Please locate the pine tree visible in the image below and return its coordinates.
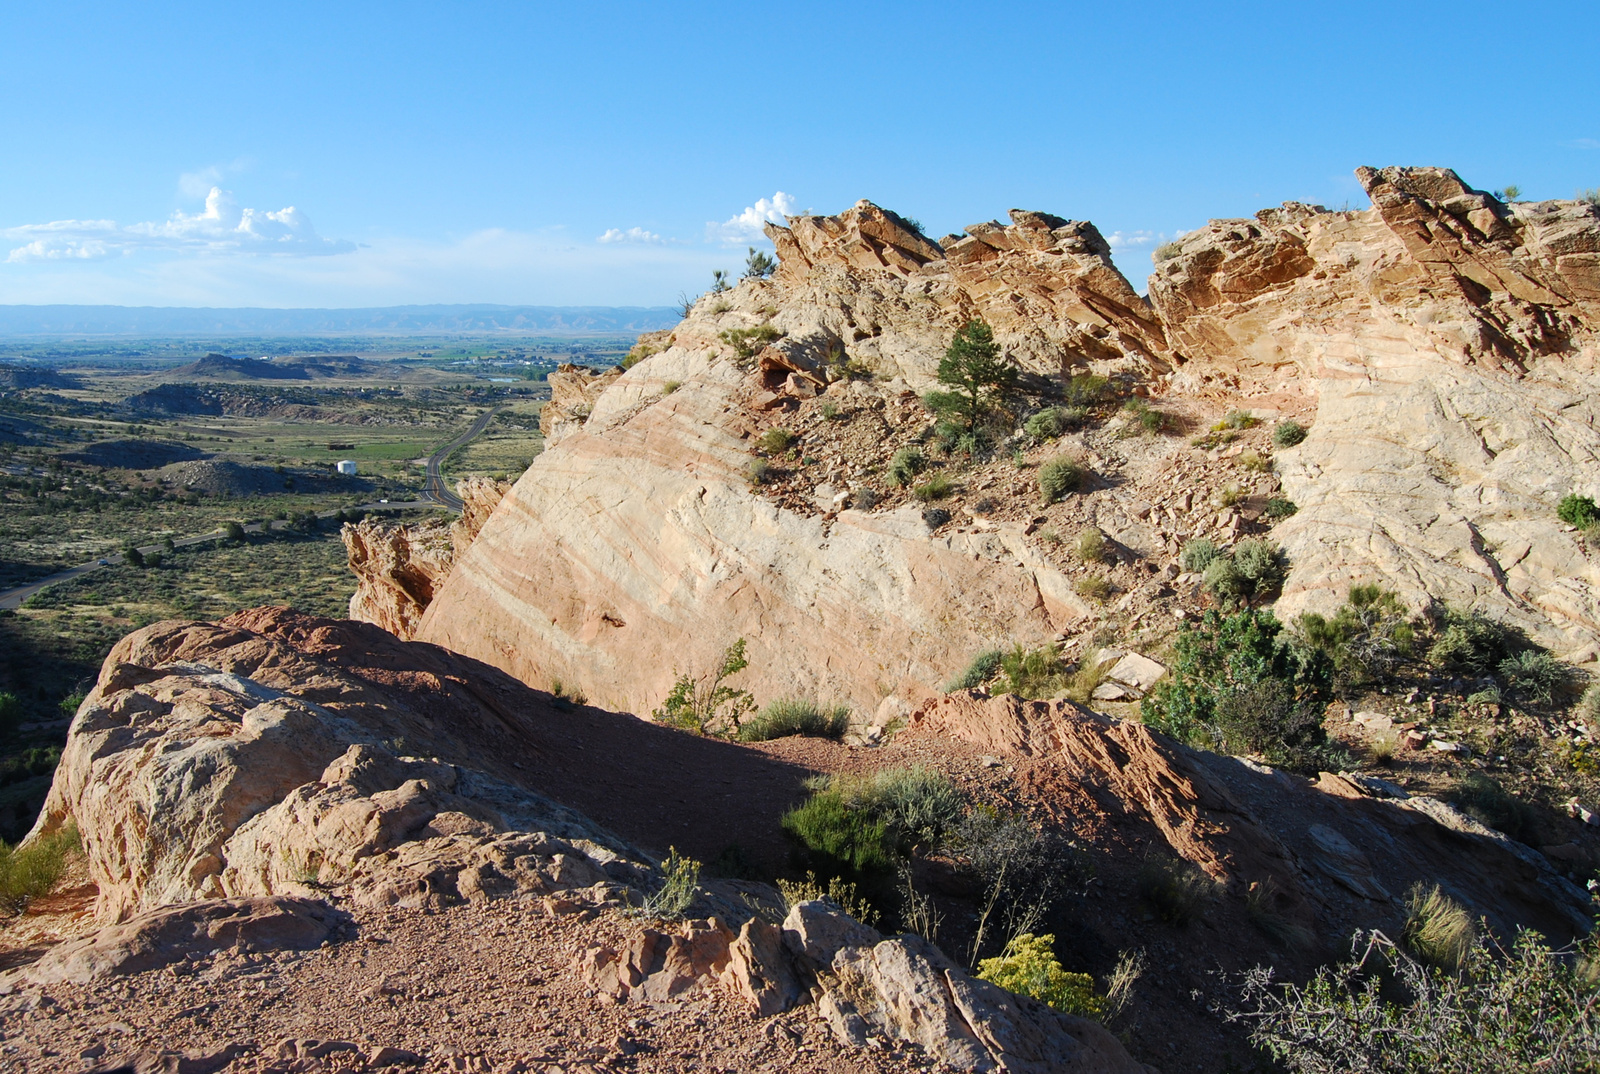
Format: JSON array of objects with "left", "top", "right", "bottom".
[{"left": 926, "top": 320, "right": 1018, "bottom": 434}]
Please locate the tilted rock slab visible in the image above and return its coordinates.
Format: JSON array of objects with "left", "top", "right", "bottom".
[
  {"left": 342, "top": 476, "right": 508, "bottom": 640},
  {"left": 412, "top": 201, "right": 1172, "bottom": 710},
  {"left": 911, "top": 690, "right": 1594, "bottom": 939}
]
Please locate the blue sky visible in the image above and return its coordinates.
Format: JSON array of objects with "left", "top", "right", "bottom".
[{"left": 2, "top": 0, "right": 1596, "bottom": 308}]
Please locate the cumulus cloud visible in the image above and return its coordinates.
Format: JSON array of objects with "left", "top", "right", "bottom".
[
  {"left": 597, "top": 226, "right": 664, "bottom": 244},
  {"left": 1104, "top": 229, "right": 1156, "bottom": 250},
  {"left": 3, "top": 187, "right": 355, "bottom": 263},
  {"left": 708, "top": 192, "right": 796, "bottom": 244}
]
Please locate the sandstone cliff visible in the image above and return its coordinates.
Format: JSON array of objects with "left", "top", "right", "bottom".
[
  {"left": 1150, "top": 167, "right": 1600, "bottom": 651},
  {"left": 362, "top": 168, "right": 1600, "bottom": 717},
  {"left": 341, "top": 476, "right": 509, "bottom": 639}
]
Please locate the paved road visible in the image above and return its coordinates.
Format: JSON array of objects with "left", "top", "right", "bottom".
[
  {"left": 0, "top": 500, "right": 435, "bottom": 611},
  {"left": 423, "top": 405, "right": 504, "bottom": 511}
]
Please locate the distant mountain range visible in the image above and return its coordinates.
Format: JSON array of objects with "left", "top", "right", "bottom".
[{"left": 0, "top": 304, "right": 681, "bottom": 336}]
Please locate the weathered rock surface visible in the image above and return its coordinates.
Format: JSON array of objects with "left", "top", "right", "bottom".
[
  {"left": 1151, "top": 167, "right": 1600, "bottom": 652},
  {"left": 0, "top": 896, "right": 346, "bottom": 988},
  {"left": 541, "top": 362, "right": 624, "bottom": 446},
  {"left": 24, "top": 611, "right": 1152, "bottom": 1073},
  {"left": 911, "top": 690, "right": 1595, "bottom": 938},
  {"left": 395, "top": 169, "right": 1600, "bottom": 713},
  {"left": 341, "top": 476, "right": 509, "bottom": 640}
]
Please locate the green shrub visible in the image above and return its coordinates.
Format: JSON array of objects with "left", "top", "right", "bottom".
[
  {"left": 1558, "top": 494, "right": 1599, "bottom": 528},
  {"left": 1121, "top": 399, "right": 1169, "bottom": 435},
  {"left": 1180, "top": 539, "right": 1221, "bottom": 573},
  {"left": 1264, "top": 497, "right": 1298, "bottom": 520},
  {"left": 1221, "top": 409, "right": 1259, "bottom": 430},
  {"left": 1063, "top": 374, "right": 1112, "bottom": 409},
  {"left": 913, "top": 473, "right": 953, "bottom": 501},
  {"left": 0, "top": 823, "right": 79, "bottom": 916},
  {"left": 1273, "top": 420, "right": 1308, "bottom": 447},
  {"left": 223, "top": 520, "right": 246, "bottom": 542},
  {"left": 1153, "top": 241, "right": 1182, "bottom": 263},
  {"left": 782, "top": 788, "right": 896, "bottom": 885},
  {"left": 1137, "top": 856, "right": 1219, "bottom": 926},
  {"left": 748, "top": 458, "right": 771, "bottom": 485},
  {"left": 652, "top": 638, "right": 756, "bottom": 737},
  {"left": 948, "top": 649, "right": 1003, "bottom": 691},
  {"left": 999, "top": 644, "right": 1071, "bottom": 698},
  {"left": 1447, "top": 774, "right": 1537, "bottom": 844},
  {"left": 641, "top": 847, "right": 701, "bottom": 921},
  {"left": 758, "top": 427, "right": 794, "bottom": 453},
  {"left": 888, "top": 447, "right": 925, "bottom": 487},
  {"left": 776, "top": 870, "right": 879, "bottom": 926},
  {"left": 1075, "top": 575, "right": 1112, "bottom": 602},
  {"left": 1498, "top": 649, "right": 1576, "bottom": 704},
  {"left": 738, "top": 698, "right": 850, "bottom": 742},
  {"left": 1141, "top": 608, "right": 1334, "bottom": 771},
  {"left": 1201, "top": 540, "right": 1285, "bottom": 606},
  {"left": 1024, "top": 408, "right": 1067, "bottom": 440},
  {"left": 1294, "top": 584, "right": 1416, "bottom": 694},
  {"left": 1235, "top": 924, "right": 1600, "bottom": 1073},
  {"left": 1075, "top": 528, "right": 1109, "bottom": 564},
  {"left": 1038, "top": 457, "right": 1085, "bottom": 503},
  {"left": 719, "top": 324, "right": 782, "bottom": 362},
  {"left": 1238, "top": 448, "right": 1269, "bottom": 473},
  {"left": 978, "top": 933, "right": 1107, "bottom": 1019},
  {"left": 860, "top": 767, "right": 965, "bottom": 852},
  {"left": 1427, "top": 608, "right": 1528, "bottom": 675}
]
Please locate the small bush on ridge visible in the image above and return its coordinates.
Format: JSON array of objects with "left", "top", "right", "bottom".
[
  {"left": 948, "top": 649, "right": 1003, "bottom": 691},
  {"left": 888, "top": 447, "right": 925, "bottom": 487},
  {"left": 738, "top": 698, "right": 850, "bottom": 742},
  {"left": 1272, "top": 420, "right": 1307, "bottom": 447},
  {"left": 1558, "top": 493, "right": 1598, "bottom": 528},
  {"left": 1038, "top": 457, "right": 1085, "bottom": 503},
  {"left": 978, "top": 933, "right": 1107, "bottom": 1019}
]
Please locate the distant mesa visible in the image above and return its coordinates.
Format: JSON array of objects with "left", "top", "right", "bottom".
[
  {"left": 59, "top": 438, "right": 209, "bottom": 470},
  {"left": 164, "top": 353, "right": 382, "bottom": 381},
  {"left": 157, "top": 459, "right": 370, "bottom": 497},
  {"left": 0, "top": 362, "right": 80, "bottom": 390},
  {"left": 169, "top": 354, "right": 304, "bottom": 380}
]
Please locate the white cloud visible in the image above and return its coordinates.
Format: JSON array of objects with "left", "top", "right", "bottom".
[
  {"left": 1104, "top": 229, "right": 1156, "bottom": 250},
  {"left": 1571, "top": 137, "right": 1600, "bottom": 150},
  {"left": 3, "top": 186, "right": 354, "bottom": 263},
  {"left": 598, "top": 226, "right": 664, "bottom": 244},
  {"left": 707, "top": 192, "right": 796, "bottom": 244}
]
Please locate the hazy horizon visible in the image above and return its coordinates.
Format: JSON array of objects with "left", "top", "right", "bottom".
[{"left": 3, "top": 1, "right": 1594, "bottom": 309}]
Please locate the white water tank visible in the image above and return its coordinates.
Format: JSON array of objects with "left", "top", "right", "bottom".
[{"left": 336, "top": 460, "right": 358, "bottom": 475}]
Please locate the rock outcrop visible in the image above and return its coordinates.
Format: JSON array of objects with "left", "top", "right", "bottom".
[
  {"left": 382, "top": 170, "right": 1600, "bottom": 712},
  {"left": 541, "top": 362, "right": 625, "bottom": 446},
  {"left": 24, "top": 611, "right": 1154, "bottom": 1073},
  {"left": 0, "top": 896, "right": 348, "bottom": 987},
  {"left": 410, "top": 202, "right": 1181, "bottom": 712},
  {"left": 342, "top": 476, "right": 509, "bottom": 640},
  {"left": 1150, "top": 167, "right": 1600, "bottom": 651},
  {"left": 911, "top": 690, "right": 1595, "bottom": 939}
]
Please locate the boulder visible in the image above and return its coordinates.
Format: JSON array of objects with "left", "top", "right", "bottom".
[{"left": 0, "top": 896, "right": 346, "bottom": 988}]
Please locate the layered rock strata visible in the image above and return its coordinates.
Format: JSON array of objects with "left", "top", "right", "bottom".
[
  {"left": 23, "top": 611, "right": 1152, "bottom": 1073},
  {"left": 385, "top": 169, "right": 1600, "bottom": 714},
  {"left": 1150, "top": 167, "right": 1600, "bottom": 650}
]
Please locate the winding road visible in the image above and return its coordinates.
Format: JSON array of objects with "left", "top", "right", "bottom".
[
  {"left": 0, "top": 406, "right": 505, "bottom": 610},
  {"left": 422, "top": 405, "right": 504, "bottom": 511}
]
